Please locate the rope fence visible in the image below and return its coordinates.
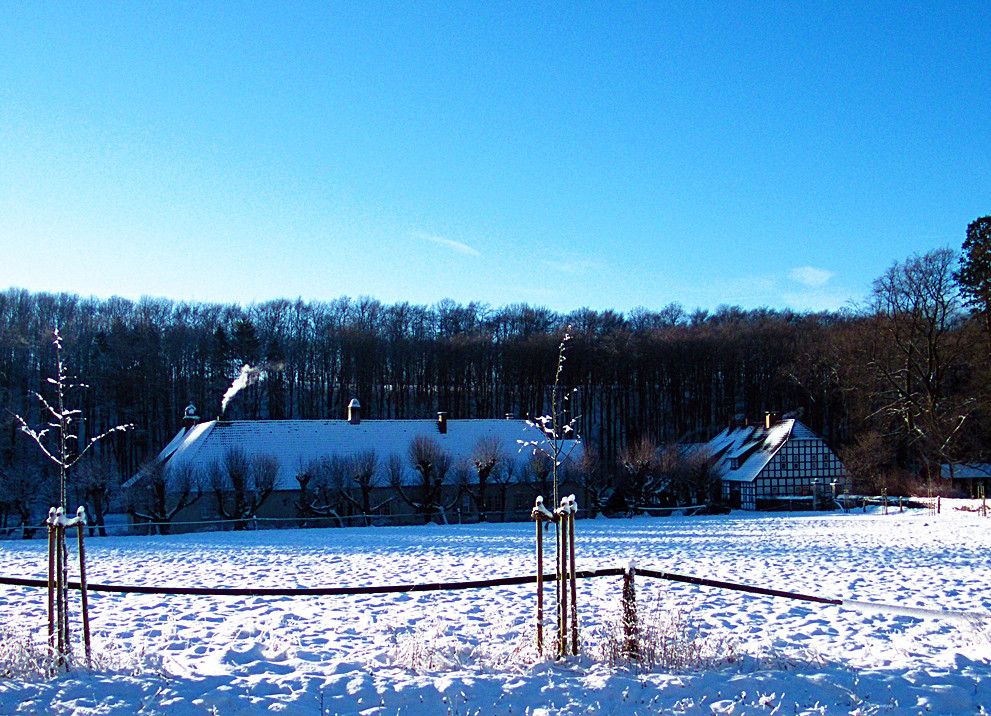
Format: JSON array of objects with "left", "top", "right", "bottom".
[
  {"left": 1, "top": 565, "right": 984, "bottom": 624},
  {"left": 3, "top": 495, "right": 987, "bottom": 669}
]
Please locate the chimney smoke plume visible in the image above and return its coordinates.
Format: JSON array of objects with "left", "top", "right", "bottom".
[{"left": 221, "top": 362, "right": 284, "bottom": 415}]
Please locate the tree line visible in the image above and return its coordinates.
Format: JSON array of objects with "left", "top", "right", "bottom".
[{"left": 2, "top": 217, "right": 989, "bottom": 530}]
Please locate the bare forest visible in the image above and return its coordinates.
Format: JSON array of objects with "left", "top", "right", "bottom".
[{"left": 2, "top": 237, "right": 991, "bottom": 528}]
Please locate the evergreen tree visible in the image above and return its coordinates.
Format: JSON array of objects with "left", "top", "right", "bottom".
[{"left": 956, "top": 216, "right": 991, "bottom": 360}]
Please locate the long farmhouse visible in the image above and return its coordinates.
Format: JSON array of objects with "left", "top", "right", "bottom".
[{"left": 127, "top": 401, "right": 576, "bottom": 530}]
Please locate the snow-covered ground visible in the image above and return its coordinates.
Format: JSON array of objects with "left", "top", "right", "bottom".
[{"left": 1, "top": 504, "right": 989, "bottom": 715}]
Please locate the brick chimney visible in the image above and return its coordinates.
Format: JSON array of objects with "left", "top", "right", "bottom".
[
  {"left": 765, "top": 411, "right": 780, "bottom": 430},
  {"left": 437, "top": 411, "right": 448, "bottom": 434},
  {"left": 348, "top": 398, "right": 361, "bottom": 425}
]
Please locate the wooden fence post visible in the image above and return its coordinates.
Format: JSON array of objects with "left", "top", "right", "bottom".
[
  {"left": 75, "top": 507, "right": 92, "bottom": 667},
  {"left": 531, "top": 496, "right": 554, "bottom": 657},
  {"left": 533, "top": 498, "right": 544, "bottom": 655},
  {"left": 46, "top": 508, "right": 56, "bottom": 659},
  {"left": 622, "top": 562, "right": 638, "bottom": 661},
  {"left": 54, "top": 507, "right": 69, "bottom": 667},
  {"left": 557, "top": 496, "right": 568, "bottom": 657},
  {"left": 567, "top": 495, "right": 578, "bottom": 656}
]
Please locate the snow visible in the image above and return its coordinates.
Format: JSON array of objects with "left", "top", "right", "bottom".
[
  {"left": 1, "top": 504, "right": 990, "bottom": 714},
  {"left": 154, "top": 418, "right": 557, "bottom": 490}
]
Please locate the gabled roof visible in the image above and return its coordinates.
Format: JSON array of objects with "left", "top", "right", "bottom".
[
  {"left": 139, "top": 418, "right": 569, "bottom": 490},
  {"left": 941, "top": 463, "right": 991, "bottom": 480},
  {"left": 702, "top": 418, "right": 821, "bottom": 483}
]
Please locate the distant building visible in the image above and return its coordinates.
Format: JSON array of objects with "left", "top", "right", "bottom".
[
  {"left": 126, "top": 401, "right": 579, "bottom": 529},
  {"left": 941, "top": 463, "right": 991, "bottom": 497},
  {"left": 702, "top": 413, "right": 848, "bottom": 510}
]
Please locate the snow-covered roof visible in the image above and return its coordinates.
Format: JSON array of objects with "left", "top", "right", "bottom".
[
  {"left": 941, "top": 463, "right": 991, "bottom": 480},
  {"left": 700, "top": 418, "right": 822, "bottom": 483},
  {"left": 144, "top": 418, "right": 568, "bottom": 490}
]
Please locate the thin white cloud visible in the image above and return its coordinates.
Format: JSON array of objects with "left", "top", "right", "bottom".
[
  {"left": 789, "top": 266, "right": 834, "bottom": 287},
  {"left": 416, "top": 232, "right": 480, "bottom": 257},
  {"left": 540, "top": 258, "right": 600, "bottom": 276},
  {"left": 781, "top": 288, "right": 860, "bottom": 313},
  {"left": 694, "top": 275, "right": 778, "bottom": 306}
]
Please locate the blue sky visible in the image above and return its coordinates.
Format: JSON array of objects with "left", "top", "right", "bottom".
[{"left": 1, "top": 2, "right": 988, "bottom": 314}]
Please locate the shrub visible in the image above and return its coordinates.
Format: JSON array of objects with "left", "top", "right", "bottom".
[{"left": 594, "top": 595, "right": 738, "bottom": 672}]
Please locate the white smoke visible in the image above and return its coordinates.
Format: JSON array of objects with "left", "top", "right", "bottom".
[{"left": 221, "top": 363, "right": 283, "bottom": 415}]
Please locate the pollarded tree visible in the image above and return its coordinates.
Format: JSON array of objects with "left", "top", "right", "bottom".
[
  {"left": 339, "top": 449, "right": 393, "bottom": 525},
  {"left": 685, "top": 445, "right": 723, "bottom": 505},
  {"left": 489, "top": 456, "right": 520, "bottom": 519},
  {"left": 209, "top": 448, "right": 278, "bottom": 529},
  {"left": 568, "top": 446, "right": 611, "bottom": 518},
  {"left": 391, "top": 435, "right": 459, "bottom": 524},
  {"left": 619, "top": 437, "right": 662, "bottom": 510},
  {"left": 294, "top": 455, "right": 347, "bottom": 525},
  {"left": 660, "top": 444, "right": 722, "bottom": 506},
  {"left": 526, "top": 450, "right": 554, "bottom": 500},
  {"left": 126, "top": 458, "right": 202, "bottom": 535},
  {"left": 464, "top": 436, "right": 506, "bottom": 521},
  {"left": 71, "top": 452, "right": 121, "bottom": 537}
]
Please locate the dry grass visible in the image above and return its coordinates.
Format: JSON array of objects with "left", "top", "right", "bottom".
[
  {"left": 0, "top": 627, "right": 168, "bottom": 680},
  {"left": 593, "top": 594, "right": 739, "bottom": 672},
  {"left": 382, "top": 617, "right": 540, "bottom": 673},
  {"left": 0, "top": 628, "right": 56, "bottom": 679}
]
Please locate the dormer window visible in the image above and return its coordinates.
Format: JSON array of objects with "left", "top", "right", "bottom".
[{"left": 730, "top": 457, "right": 740, "bottom": 470}]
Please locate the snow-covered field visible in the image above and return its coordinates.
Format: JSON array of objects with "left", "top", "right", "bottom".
[{"left": 1, "top": 504, "right": 989, "bottom": 715}]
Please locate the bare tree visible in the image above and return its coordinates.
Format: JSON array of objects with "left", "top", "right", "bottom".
[
  {"left": 462, "top": 436, "right": 505, "bottom": 521},
  {"left": 391, "top": 435, "right": 458, "bottom": 523},
  {"left": 0, "top": 461, "right": 50, "bottom": 538},
  {"left": 489, "top": 456, "right": 520, "bottom": 520},
  {"left": 862, "top": 249, "right": 977, "bottom": 476},
  {"left": 294, "top": 455, "right": 345, "bottom": 526},
  {"left": 72, "top": 453, "right": 121, "bottom": 537},
  {"left": 570, "top": 446, "right": 610, "bottom": 518},
  {"left": 619, "top": 437, "right": 663, "bottom": 511},
  {"left": 526, "top": 450, "right": 553, "bottom": 500},
  {"left": 338, "top": 449, "right": 392, "bottom": 525},
  {"left": 683, "top": 446, "right": 722, "bottom": 505},
  {"left": 13, "top": 327, "right": 132, "bottom": 509},
  {"left": 451, "top": 458, "right": 474, "bottom": 519},
  {"left": 839, "top": 430, "right": 897, "bottom": 495},
  {"left": 518, "top": 330, "right": 581, "bottom": 507},
  {"left": 383, "top": 453, "right": 406, "bottom": 510},
  {"left": 210, "top": 448, "right": 278, "bottom": 529},
  {"left": 126, "top": 459, "right": 202, "bottom": 535}
]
